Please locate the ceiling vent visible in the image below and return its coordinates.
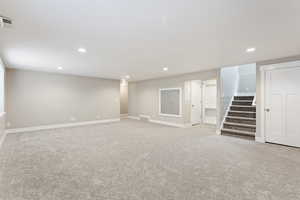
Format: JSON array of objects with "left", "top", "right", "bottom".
[{"left": 0, "top": 15, "right": 12, "bottom": 28}]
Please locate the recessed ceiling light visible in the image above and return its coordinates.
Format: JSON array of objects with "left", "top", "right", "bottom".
[
  {"left": 77, "top": 48, "right": 87, "bottom": 53},
  {"left": 246, "top": 47, "right": 256, "bottom": 53},
  {"left": 125, "top": 75, "right": 130, "bottom": 79},
  {"left": 163, "top": 67, "right": 168, "bottom": 71},
  {"left": 57, "top": 66, "right": 63, "bottom": 70}
]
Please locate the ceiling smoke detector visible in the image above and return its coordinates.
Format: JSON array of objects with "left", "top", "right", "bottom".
[{"left": 0, "top": 15, "right": 12, "bottom": 28}]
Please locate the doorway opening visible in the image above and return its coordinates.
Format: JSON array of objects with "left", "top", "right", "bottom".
[
  {"left": 190, "top": 79, "right": 217, "bottom": 126},
  {"left": 220, "top": 63, "right": 257, "bottom": 139}
]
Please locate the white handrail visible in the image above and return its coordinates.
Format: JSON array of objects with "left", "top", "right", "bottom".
[
  {"left": 219, "top": 96, "right": 234, "bottom": 131},
  {"left": 252, "top": 95, "right": 256, "bottom": 106}
]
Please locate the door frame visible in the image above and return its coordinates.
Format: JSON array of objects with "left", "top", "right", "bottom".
[
  {"left": 259, "top": 61, "right": 300, "bottom": 143},
  {"left": 190, "top": 80, "right": 203, "bottom": 125},
  {"left": 202, "top": 79, "right": 217, "bottom": 125}
]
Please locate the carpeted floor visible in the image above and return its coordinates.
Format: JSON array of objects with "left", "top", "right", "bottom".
[{"left": 0, "top": 119, "right": 299, "bottom": 200}]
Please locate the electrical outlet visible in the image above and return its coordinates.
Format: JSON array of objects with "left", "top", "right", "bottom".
[{"left": 70, "top": 117, "right": 76, "bottom": 121}]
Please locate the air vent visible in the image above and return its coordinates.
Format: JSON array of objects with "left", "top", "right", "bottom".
[{"left": 0, "top": 15, "right": 12, "bottom": 28}]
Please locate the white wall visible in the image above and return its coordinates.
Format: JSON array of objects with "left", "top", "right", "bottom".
[
  {"left": 0, "top": 58, "right": 5, "bottom": 144},
  {"left": 5, "top": 69, "right": 120, "bottom": 129},
  {"left": 128, "top": 82, "right": 138, "bottom": 117},
  {"left": 237, "top": 63, "right": 256, "bottom": 95},
  {"left": 128, "top": 69, "right": 219, "bottom": 126},
  {"left": 0, "top": 59, "right": 4, "bottom": 113},
  {"left": 220, "top": 66, "right": 239, "bottom": 121},
  {"left": 120, "top": 80, "right": 128, "bottom": 115}
]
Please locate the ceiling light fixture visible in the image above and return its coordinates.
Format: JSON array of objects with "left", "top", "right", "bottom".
[
  {"left": 57, "top": 66, "right": 63, "bottom": 70},
  {"left": 246, "top": 47, "right": 256, "bottom": 53},
  {"left": 125, "top": 75, "right": 130, "bottom": 79},
  {"left": 163, "top": 67, "right": 168, "bottom": 71},
  {"left": 78, "top": 48, "right": 87, "bottom": 53}
]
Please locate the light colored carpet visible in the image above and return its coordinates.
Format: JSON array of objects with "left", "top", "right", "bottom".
[{"left": 0, "top": 119, "right": 299, "bottom": 200}]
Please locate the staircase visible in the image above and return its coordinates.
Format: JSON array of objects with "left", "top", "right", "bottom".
[{"left": 221, "top": 96, "right": 256, "bottom": 139}]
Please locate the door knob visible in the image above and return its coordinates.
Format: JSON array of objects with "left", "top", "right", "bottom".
[{"left": 265, "top": 108, "right": 270, "bottom": 112}]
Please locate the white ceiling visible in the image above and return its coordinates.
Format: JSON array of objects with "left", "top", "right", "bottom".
[{"left": 1, "top": 0, "right": 300, "bottom": 81}]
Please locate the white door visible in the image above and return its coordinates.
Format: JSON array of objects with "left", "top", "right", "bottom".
[
  {"left": 265, "top": 67, "right": 300, "bottom": 147},
  {"left": 191, "top": 80, "right": 202, "bottom": 125}
]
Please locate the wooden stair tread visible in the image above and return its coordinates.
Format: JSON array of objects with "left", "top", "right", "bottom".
[
  {"left": 223, "top": 122, "right": 256, "bottom": 128},
  {"left": 229, "top": 110, "right": 256, "bottom": 113},
  {"left": 221, "top": 128, "right": 255, "bottom": 136},
  {"left": 226, "top": 116, "right": 256, "bottom": 121},
  {"left": 232, "top": 100, "right": 253, "bottom": 102},
  {"left": 231, "top": 105, "right": 256, "bottom": 108}
]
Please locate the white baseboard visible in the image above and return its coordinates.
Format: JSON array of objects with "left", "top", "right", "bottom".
[
  {"left": 139, "top": 114, "right": 151, "bottom": 120},
  {"left": 5, "top": 118, "right": 121, "bottom": 134},
  {"left": 184, "top": 123, "right": 193, "bottom": 128},
  {"left": 120, "top": 114, "right": 129, "bottom": 118},
  {"left": 127, "top": 116, "right": 141, "bottom": 120},
  {"left": 149, "top": 119, "right": 185, "bottom": 128},
  {"left": 128, "top": 115, "right": 183, "bottom": 128},
  {"left": 255, "top": 136, "right": 265, "bottom": 143}
]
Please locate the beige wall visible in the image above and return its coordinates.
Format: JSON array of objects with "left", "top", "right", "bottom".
[
  {"left": 120, "top": 81, "right": 128, "bottom": 114},
  {"left": 256, "top": 55, "right": 300, "bottom": 138},
  {"left": 128, "top": 82, "right": 138, "bottom": 117},
  {"left": 5, "top": 69, "right": 120, "bottom": 129},
  {"left": 128, "top": 69, "right": 219, "bottom": 126}
]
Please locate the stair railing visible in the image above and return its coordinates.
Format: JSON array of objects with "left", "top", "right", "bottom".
[
  {"left": 252, "top": 95, "right": 256, "bottom": 106},
  {"left": 219, "top": 96, "right": 234, "bottom": 133}
]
